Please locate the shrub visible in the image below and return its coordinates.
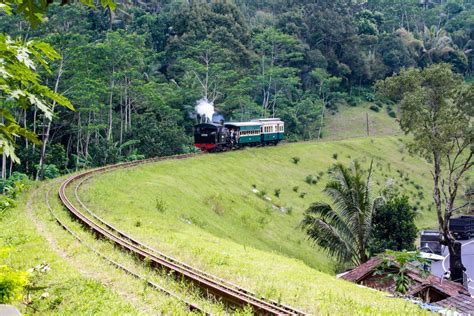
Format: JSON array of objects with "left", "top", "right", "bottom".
[
  {"left": 369, "top": 105, "right": 380, "bottom": 112},
  {"left": 0, "top": 248, "right": 29, "bottom": 304},
  {"left": 291, "top": 157, "right": 300, "bottom": 164},
  {"left": 274, "top": 189, "right": 281, "bottom": 198},
  {"left": 332, "top": 153, "right": 338, "bottom": 160},
  {"left": 299, "top": 192, "right": 306, "bottom": 198},
  {"left": 305, "top": 175, "right": 318, "bottom": 185},
  {"left": 348, "top": 97, "right": 358, "bottom": 107},
  {"left": 388, "top": 111, "right": 397, "bottom": 118},
  {"left": 292, "top": 186, "right": 299, "bottom": 192},
  {"left": 155, "top": 197, "right": 167, "bottom": 213},
  {"left": 36, "top": 164, "right": 60, "bottom": 179},
  {"left": 369, "top": 196, "right": 417, "bottom": 256},
  {"left": 0, "top": 172, "right": 28, "bottom": 192},
  {"left": 134, "top": 221, "right": 141, "bottom": 227}
]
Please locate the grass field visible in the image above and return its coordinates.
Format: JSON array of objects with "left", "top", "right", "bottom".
[
  {"left": 323, "top": 103, "right": 400, "bottom": 140},
  {"left": 75, "top": 136, "right": 440, "bottom": 314},
  {"left": 0, "top": 182, "right": 233, "bottom": 315}
]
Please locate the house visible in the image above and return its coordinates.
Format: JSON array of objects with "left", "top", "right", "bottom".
[{"left": 339, "top": 256, "right": 473, "bottom": 308}]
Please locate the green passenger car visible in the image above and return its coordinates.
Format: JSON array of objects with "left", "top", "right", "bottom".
[{"left": 225, "top": 122, "right": 262, "bottom": 145}]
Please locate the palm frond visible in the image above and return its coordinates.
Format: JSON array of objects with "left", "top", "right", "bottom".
[{"left": 301, "top": 206, "right": 355, "bottom": 263}]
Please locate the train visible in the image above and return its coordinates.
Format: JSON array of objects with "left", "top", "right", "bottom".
[{"left": 194, "top": 118, "right": 284, "bottom": 152}]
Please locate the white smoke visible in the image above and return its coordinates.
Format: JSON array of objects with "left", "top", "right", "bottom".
[{"left": 195, "top": 98, "right": 214, "bottom": 122}]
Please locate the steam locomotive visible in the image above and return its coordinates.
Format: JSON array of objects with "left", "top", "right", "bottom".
[{"left": 194, "top": 118, "right": 284, "bottom": 152}]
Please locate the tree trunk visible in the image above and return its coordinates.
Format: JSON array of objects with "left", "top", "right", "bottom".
[
  {"left": 434, "top": 151, "right": 466, "bottom": 284},
  {"left": 1, "top": 153, "right": 6, "bottom": 181},
  {"left": 37, "top": 58, "right": 63, "bottom": 180},
  {"left": 108, "top": 67, "right": 115, "bottom": 141},
  {"left": 448, "top": 240, "right": 465, "bottom": 284}
]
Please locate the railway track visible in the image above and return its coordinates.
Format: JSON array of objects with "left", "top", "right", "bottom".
[
  {"left": 58, "top": 154, "right": 307, "bottom": 315},
  {"left": 44, "top": 187, "right": 206, "bottom": 314}
]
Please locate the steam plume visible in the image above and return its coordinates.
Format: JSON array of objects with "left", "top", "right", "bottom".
[{"left": 195, "top": 98, "right": 214, "bottom": 122}]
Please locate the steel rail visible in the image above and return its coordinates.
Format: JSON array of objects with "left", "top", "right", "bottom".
[
  {"left": 44, "top": 187, "right": 207, "bottom": 314},
  {"left": 73, "top": 170, "right": 306, "bottom": 315},
  {"left": 58, "top": 153, "right": 307, "bottom": 315}
]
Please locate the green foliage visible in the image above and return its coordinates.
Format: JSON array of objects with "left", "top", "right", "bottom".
[
  {"left": 0, "top": 248, "right": 29, "bottom": 304},
  {"left": 1, "top": 0, "right": 116, "bottom": 27},
  {"left": 291, "top": 157, "right": 300, "bottom": 164},
  {"left": 35, "top": 164, "right": 59, "bottom": 179},
  {"left": 305, "top": 175, "right": 318, "bottom": 185},
  {"left": 376, "top": 250, "right": 430, "bottom": 294},
  {"left": 1, "top": 0, "right": 472, "bottom": 181},
  {"left": 274, "top": 189, "right": 281, "bottom": 198},
  {"left": 301, "top": 161, "right": 382, "bottom": 265},
  {"left": 369, "top": 105, "right": 380, "bottom": 112},
  {"left": 369, "top": 195, "right": 417, "bottom": 256},
  {"left": 0, "top": 34, "right": 73, "bottom": 162},
  {"left": 155, "top": 197, "right": 167, "bottom": 213},
  {"left": 0, "top": 173, "right": 28, "bottom": 213}
]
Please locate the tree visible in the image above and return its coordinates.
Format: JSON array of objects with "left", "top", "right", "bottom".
[
  {"left": 0, "top": 0, "right": 115, "bottom": 164},
  {"left": 370, "top": 195, "right": 417, "bottom": 256},
  {"left": 0, "top": 34, "right": 73, "bottom": 163},
  {"left": 300, "top": 160, "right": 383, "bottom": 265},
  {"left": 309, "top": 68, "right": 341, "bottom": 139},
  {"left": 252, "top": 27, "right": 302, "bottom": 117},
  {"left": 376, "top": 63, "right": 473, "bottom": 284}
]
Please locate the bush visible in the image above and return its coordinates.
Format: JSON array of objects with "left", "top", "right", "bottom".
[
  {"left": 388, "top": 111, "right": 397, "bottom": 118},
  {"left": 274, "top": 189, "right": 281, "bottom": 198},
  {"left": 155, "top": 197, "right": 167, "bottom": 213},
  {"left": 299, "top": 192, "right": 306, "bottom": 198},
  {"left": 292, "top": 186, "right": 299, "bottom": 192},
  {"left": 332, "top": 153, "right": 338, "bottom": 160},
  {"left": 369, "top": 105, "right": 380, "bottom": 112},
  {"left": 35, "top": 164, "right": 60, "bottom": 179},
  {"left": 0, "top": 248, "right": 28, "bottom": 304},
  {"left": 291, "top": 157, "right": 300, "bottom": 164},
  {"left": 348, "top": 97, "right": 358, "bottom": 107},
  {"left": 369, "top": 195, "right": 417, "bottom": 256},
  {"left": 305, "top": 175, "right": 318, "bottom": 185},
  {"left": 0, "top": 172, "right": 28, "bottom": 192}
]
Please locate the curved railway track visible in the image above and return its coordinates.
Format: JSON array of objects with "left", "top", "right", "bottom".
[
  {"left": 44, "top": 187, "right": 206, "bottom": 314},
  {"left": 58, "top": 154, "right": 307, "bottom": 315}
]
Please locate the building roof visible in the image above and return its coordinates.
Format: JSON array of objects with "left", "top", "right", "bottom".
[
  {"left": 340, "top": 256, "right": 469, "bottom": 298},
  {"left": 434, "top": 294, "right": 474, "bottom": 314},
  {"left": 225, "top": 122, "right": 262, "bottom": 127}
]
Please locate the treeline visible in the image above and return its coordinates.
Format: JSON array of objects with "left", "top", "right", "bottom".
[{"left": 0, "top": 0, "right": 472, "bottom": 179}]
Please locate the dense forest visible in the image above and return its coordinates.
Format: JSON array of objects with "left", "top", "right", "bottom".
[{"left": 1, "top": 0, "right": 473, "bottom": 180}]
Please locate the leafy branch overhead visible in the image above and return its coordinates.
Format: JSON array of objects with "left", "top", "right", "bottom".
[
  {"left": 0, "top": 35, "right": 74, "bottom": 161},
  {"left": 0, "top": 0, "right": 116, "bottom": 27}
]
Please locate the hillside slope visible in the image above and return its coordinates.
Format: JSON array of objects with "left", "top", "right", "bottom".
[
  {"left": 323, "top": 102, "right": 400, "bottom": 140},
  {"left": 76, "top": 137, "right": 437, "bottom": 314}
]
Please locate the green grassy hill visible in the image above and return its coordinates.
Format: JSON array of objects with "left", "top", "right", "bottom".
[
  {"left": 75, "top": 137, "right": 438, "bottom": 314},
  {"left": 323, "top": 102, "right": 401, "bottom": 140}
]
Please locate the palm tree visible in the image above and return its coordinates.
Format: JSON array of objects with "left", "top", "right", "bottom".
[{"left": 300, "top": 160, "right": 383, "bottom": 266}]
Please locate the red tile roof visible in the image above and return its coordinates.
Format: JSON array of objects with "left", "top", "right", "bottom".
[
  {"left": 434, "top": 294, "right": 474, "bottom": 313},
  {"left": 340, "top": 256, "right": 469, "bottom": 297}
]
